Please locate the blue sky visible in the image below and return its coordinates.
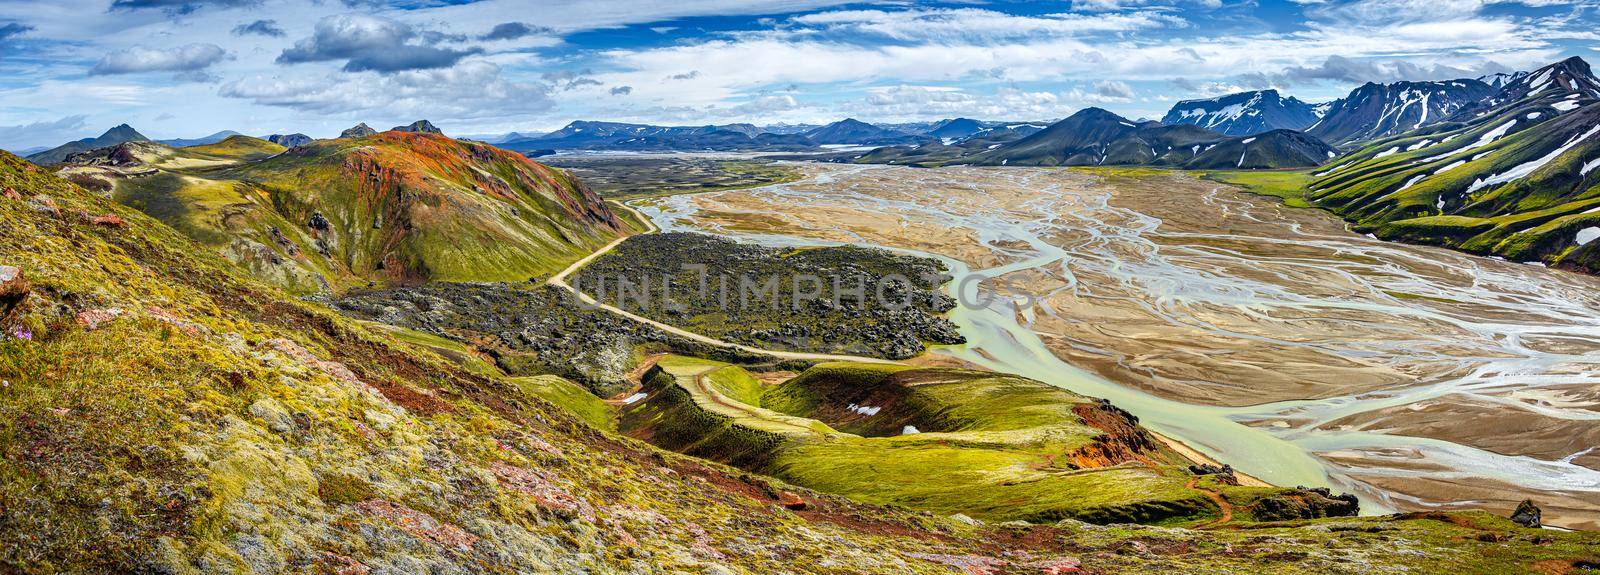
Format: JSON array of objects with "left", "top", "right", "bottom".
[{"left": 0, "top": 0, "right": 1595, "bottom": 149}]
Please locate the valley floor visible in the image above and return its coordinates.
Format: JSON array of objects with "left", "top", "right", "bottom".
[{"left": 631, "top": 162, "right": 1600, "bottom": 530}]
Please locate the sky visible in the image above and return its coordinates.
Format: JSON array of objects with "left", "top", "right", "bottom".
[{"left": 0, "top": 0, "right": 1596, "bottom": 150}]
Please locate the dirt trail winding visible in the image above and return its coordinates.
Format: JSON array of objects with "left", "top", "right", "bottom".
[{"left": 1186, "top": 477, "right": 1236, "bottom": 528}]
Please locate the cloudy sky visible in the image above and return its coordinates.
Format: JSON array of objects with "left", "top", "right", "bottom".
[{"left": 0, "top": 0, "right": 1595, "bottom": 149}]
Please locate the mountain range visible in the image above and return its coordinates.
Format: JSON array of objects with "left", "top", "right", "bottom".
[
  {"left": 1159, "top": 79, "right": 1508, "bottom": 147},
  {"left": 1304, "top": 56, "right": 1600, "bottom": 272},
  {"left": 1305, "top": 79, "right": 1498, "bottom": 146},
  {"left": 8, "top": 54, "right": 1600, "bottom": 572},
  {"left": 158, "top": 130, "right": 243, "bottom": 148},
  {"left": 859, "top": 107, "right": 1336, "bottom": 170},
  {"left": 19, "top": 58, "right": 1598, "bottom": 225}
]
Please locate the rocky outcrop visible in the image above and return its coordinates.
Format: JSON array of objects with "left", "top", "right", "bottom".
[
  {"left": 389, "top": 120, "right": 443, "bottom": 135},
  {"left": 571, "top": 232, "right": 961, "bottom": 360},
  {"left": 266, "top": 133, "right": 312, "bottom": 148},
  {"left": 1188, "top": 463, "right": 1239, "bottom": 486},
  {"left": 1252, "top": 487, "right": 1360, "bottom": 521},
  {"left": 1067, "top": 398, "right": 1162, "bottom": 468},
  {"left": 339, "top": 123, "right": 377, "bottom": 139},
  {"left": 61, "top": 141, "right": 154, "bottom": 167},
  {"left": 326, "top": 282, "right": 774, "bottom": 395},
  {"left": 1510, "top": 499, "right": 1542, "bottom": 528}
]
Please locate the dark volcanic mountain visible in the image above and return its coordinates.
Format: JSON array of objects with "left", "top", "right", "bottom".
[
  {"left": 26, "top": 124, "right": 151, "bottom": 165},
  {"left": 803, "top": 118, "right": 924, "bottom": 145},
  {"left": 928, "top": 118, "right": 987, "bottom": 140},
  {"left": 1307, "top": 56, "right": 1600, "bottom": 272},
  {"left": 1161, "top": 90, "right": 1322, "bottom": 137},
  {"left": 1459, "top": 56, "right": 1600, "bottom": 117},
  {"left": 159, "top": 130, "right": 243, "bottom": 148},
  {"left": 1308, "top": 79, "right": 1497, "bottom": 147},
  {"left": 1185, "top": 129, "right": 1338, "bottom": 169},
  {"left": 1479, "top": 71, "right": 1531, "bottom": 90},
  {"left": 858, "top": 107, "right": 1334, "bottom": 170}
]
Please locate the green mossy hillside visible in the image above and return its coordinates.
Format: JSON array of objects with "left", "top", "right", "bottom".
[
  {"left": 620, "top": 357, "right": 1353, "bottom": 526},
  {"left": 1301, "top": 58, "right": 1600, "bottom": 272},
  {"left": 181, "top": 135, "right": 287, "bottom": 161},
  {"left": 65, "top": 131, "right": 637, "bottom": 293}
]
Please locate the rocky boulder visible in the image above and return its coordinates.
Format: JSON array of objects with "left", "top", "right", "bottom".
[
  {"left": 1510, "top": 499, "right": 1541, "bottom": 528},
  {"left": 0, "top": 265, "right": 28, "bottom": 319}
]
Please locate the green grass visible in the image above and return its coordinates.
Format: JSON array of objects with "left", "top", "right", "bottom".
[
  {"left": 775, "top": 442, "right": 1215, "bottom": 525},
  {"left": 704, "top": 365, "right": 767, "bottom": 407},
  {"left": 364, "top": 322, "right": 504, "bottom": 378},
  {"left": 512, "top": 375, "right": 617, "bottom": 431},
  {"left": 545, "top": 157, "right": 803, "bottom": 200},
  {"left": 624, "top": 357, "right": 1253, "bottom": 525},
  {"left": 182, "top": 135, "right": 286, "bottom": 161},
  {"left": 1201, "top": 170, "right": 1316, "bottom": 208}
]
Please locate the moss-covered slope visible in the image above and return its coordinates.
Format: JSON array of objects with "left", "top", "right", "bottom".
[
  {"left": 621, "top": 358, "right": 1358, "bottom": 526},
  {"left": 57, "top": 131, "right": 633, "bottom": 293},
  {"left": 1306, "top": 57, "right": 1600, "bottom": 273}
]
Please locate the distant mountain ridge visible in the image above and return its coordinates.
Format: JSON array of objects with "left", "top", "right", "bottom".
[
  {"left": 803, "top": 118, "right": 923, "bottom": 146},
  {"left": 1161, "top": 90, "right": 1323, "bottom": 137},
  {"left": 492, "top": 118, "right": 1052, "bottom": 153},
  {"left": 498, "top": 120, "right": 817, "bottom": 153},
  {"left": 159, "top": 130, "right": 243, "bottom": 148},
  {"left": 857, "top": 107, "right": 1335, "bottom": 170},
  {"left": 928, "top": 118, "right": 987, "bottom": 140}
]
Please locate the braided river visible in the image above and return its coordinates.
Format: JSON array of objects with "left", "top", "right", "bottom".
[{"left": 631, "top": 163, "right": 1600, "bottom": 529}]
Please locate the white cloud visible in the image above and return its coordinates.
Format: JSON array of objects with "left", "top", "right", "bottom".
[
  {"left": 0, "top": 114, "right": 86, "bottom": 151},
  {"left": 1092, "top": 80, "right": 1135, "bottom": 100},
  {"left": 89, "top": 43, "right": 231, "bottom": 77},
  {"left": 277, "top": 14, "right": 481, "bottom": 73},
  {"left": 220, "top": 60, "right": 552, "bottom": 120},
  {"left": 789, "top": 8, "right": 1185, "bottom": 41}
]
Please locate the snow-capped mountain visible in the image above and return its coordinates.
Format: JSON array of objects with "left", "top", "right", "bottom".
[
  {"left": 1473, "top": 57, "right": 1600, "bottom": 112},
  {"left": 1307, "top": 79, "right": 1497, "bottom": 146},
  {"left": 1160, "top": 90, "right": 1322, "bottom": 137},
  {"left": 1478, "top": 71, "right": 1531, "bottom": 90},
  {"left": 1306, "top": 57, "right": 1600, "bottom": 271},
  {"left": 948, "top": 107, "right": 1334, "bottom": 169}
]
